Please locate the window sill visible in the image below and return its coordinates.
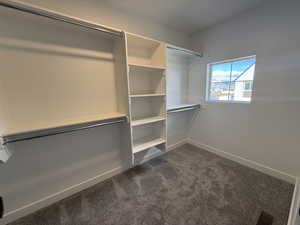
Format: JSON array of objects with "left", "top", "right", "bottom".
[{"left": 206, "top": 100, "right": 251, "bottom": 104}]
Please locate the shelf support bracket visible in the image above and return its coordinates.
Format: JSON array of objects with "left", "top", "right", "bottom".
[{"left": 0, "top": 137, "right": 12, "bottom": 164}]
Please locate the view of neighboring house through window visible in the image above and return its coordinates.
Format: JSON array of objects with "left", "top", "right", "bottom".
[{"left": 207, "top": 56, "right": 256, "bottom": 102}]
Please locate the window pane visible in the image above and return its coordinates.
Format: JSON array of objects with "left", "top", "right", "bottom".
[
  {"left": 244, "top": 81, "right": 252, "bottom": 90},
  {"left": 231, "top": 57, "right": 255, "bottom": 102},
  {"left": 231, "top": 81, "right": 252, "bottom": 102},
  {"left": 210, "top": 62, "right": 232, "bottom": 82},
  {"left": 231, "top": 57, "right": 256, "bottom": 80},
  {"left": 209, "top": 82, "right": 230, "bottom": 101}
]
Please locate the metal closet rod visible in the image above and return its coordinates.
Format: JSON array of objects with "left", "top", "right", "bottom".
[
  {"left": 0, "top": 0, "right": 122, "bottom": 37},
  {"left": 167, "top": 46, "right": 203, "bottom": 57},
  {"left": 2, "top": 118, "right": 126, "bottom": 145},
  {"left": 167, "top": 104, "right": 201, "bottom": 113},
  {"left": 168, "top": 107, "right": 199, "bottom": 113}
]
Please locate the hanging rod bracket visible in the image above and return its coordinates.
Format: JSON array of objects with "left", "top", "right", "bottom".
[{"left": 0, "top": 136, "right": 12, "bottom": 163}]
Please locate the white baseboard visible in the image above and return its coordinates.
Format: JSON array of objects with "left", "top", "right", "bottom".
[
  {"left": 167, "top": 139, "right": 188, "bottom": 152},
  {"left": 288, "top": 178, "right": 300, "bottom": 225},
  {"left": 186, "top": 138, "right": 296, "bottom": 184},
  {"left": 1, "top": 166, "right": 124, "bottom": 225}
]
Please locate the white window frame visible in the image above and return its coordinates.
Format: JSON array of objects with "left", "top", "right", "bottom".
[{"left": 205, "top": 55, "right": 256, "bottom": 104}]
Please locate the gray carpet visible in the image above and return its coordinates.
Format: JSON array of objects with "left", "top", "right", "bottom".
[{"left": 9, "top": 144, "right": 294, "bottom": 225}]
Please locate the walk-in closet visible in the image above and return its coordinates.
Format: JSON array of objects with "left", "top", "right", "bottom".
[{"left": 0, "top": 0, "right": 299, "bottom": 225}]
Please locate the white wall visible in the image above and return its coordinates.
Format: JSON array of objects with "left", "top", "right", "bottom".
[
  {"left": 20, "top": 0, "right": 190, "bottom": 48},
  {"left": 189, "top": 0, "right": 300, "bottom": 178}
]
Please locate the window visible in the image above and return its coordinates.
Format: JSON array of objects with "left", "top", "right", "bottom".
[
  {"left": 207, "top": 56, "right": 256, "bottom": 102},
  {"left": 244, "top": 81, "right": 252, "bottom": 90}
]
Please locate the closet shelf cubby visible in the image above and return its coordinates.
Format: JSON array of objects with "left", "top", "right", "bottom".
[
  {"left": 133, "top": 137, "right": 165, "bottom": 154},
  {"left": 131, "top": 116, "right": 165, "bottom": 127},
  {"left": 131, "top": 120, "right": 165, "bottom": 154},
  {"left": 131, "top": 97, "right": 165, "bottom": 121},
  {"left": 126, "top": 33, "right": 166, "bottom": 68},
  {"left": 128, "top": 61, "right": 165, "bottom": 96}
]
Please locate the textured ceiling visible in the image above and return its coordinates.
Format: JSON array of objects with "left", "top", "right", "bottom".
[{"left": 102, "top": 0, "right": 262, "bottom": 35}]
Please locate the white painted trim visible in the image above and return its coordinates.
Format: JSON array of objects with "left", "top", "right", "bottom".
[
  {"left": 206, "top": 100, "right": 251, "bottom": 104},
  {"left": 167, "top": 139, "right": 188, "bottom": 152},
  {"left": 186, "top": 138, "right": 296, "bottom": 184},
  {"left": 1, "top": 166, "right": 125, "bottom": 225},
  {"left": 288, "top": 178, "right": 300, "bottom": 225}
]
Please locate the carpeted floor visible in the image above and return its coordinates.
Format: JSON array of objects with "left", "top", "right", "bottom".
[{"left": 9, "top": 144, "right": 294, "bottom": 225}]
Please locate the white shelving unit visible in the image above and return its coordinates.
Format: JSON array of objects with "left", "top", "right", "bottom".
[
  {"left": 0, "top": 23, "right": 201, "bottom": 168},
  {"left": 126, "top": 32, "right": 167, "bottom": 164},
  {"left": 0, "top": 2, "right": 206, "bottom": 219}
]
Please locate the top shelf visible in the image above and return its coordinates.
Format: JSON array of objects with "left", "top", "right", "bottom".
[{"left": 126, "top": 33, "right": 166, "bottom": 68}]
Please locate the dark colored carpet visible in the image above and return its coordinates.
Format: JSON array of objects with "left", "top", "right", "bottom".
[{"left": 9, "top": 144, "right": 294, "bottom": 225}]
